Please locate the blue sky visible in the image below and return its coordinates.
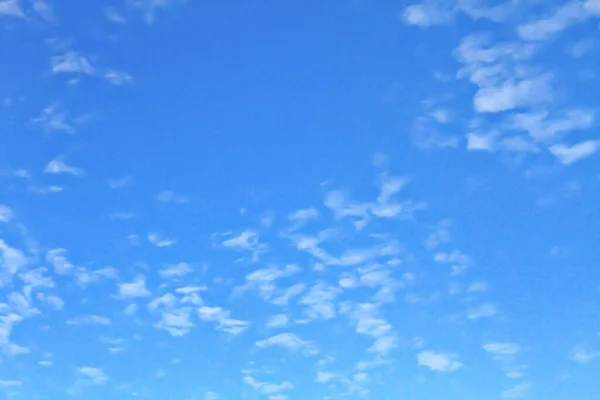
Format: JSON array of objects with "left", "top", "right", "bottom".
[{"left": 1, "top": 0, "right": 600, "bottom": 399}]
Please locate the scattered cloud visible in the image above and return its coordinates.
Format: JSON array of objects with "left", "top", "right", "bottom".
[
  {"left": 44, "top": 158, "right": 85, "bottom": 176},
  {"left": 108, "top": 176, "right": 132, "bottom": 189},
  {"left": 156, "top": 190, "right": 189, "bottom": 203},
  {"left": 104, "top": 6, "right": 127, "bottom": 23},
  {"left": 256, "top": 333, "right": 318, "bottom": 355},
  {"left": 51, "top": 51, "right": 132, "bottom": 85},
  {"left": 52, "top": 52, "right": 95, "bottom": 76},
  {"left": 549, "top": 140, "right": 600, "bottom": 165},
  {"left": 502, "top": 382, "right": 531, "bottom": 399},
  {"left": 32, "top": 103, "right": 75, "bottom": 134},
  {"left": 148, "top": 233, "right": 176, "bottom": 247},
  {"left": 33, "top": 0, "right": 56, "bottom": 22},
  {"left": 0, "top": 379, "right": 22, "bottom": 388},
  {"left": 104, "top": 70, "right": 133, "bottom": 85},
  {"left": 517, "top": 2, "right": 591, "bottom": 41},
  {"left": 0, "top": 205, "right": 13, "bottom": 222},
  {"left": 0, "top": 0, "right": 24, "bottom": 18},
  {"left": 118, "top": 276, "right": 151, "bottom": 298},
  {"left": 129, "top": 0, "right": 184, "bottom": 24},
  {"left": 571, "top": 347, "right": 600, "bottom": 364},
  {"left": 468, "top": 303, "right": 498, "bottom": 320},
  {"left": 266, "top": 314, "right": 288, "bottom": 329},
  {"left": 76, "top": 366, "right": 109, "bottom": 384},
  {"left": 483, "top": 342, "right": 521, "bottom": 357},
  {"left": 417, "top": 351, "right": 462, "bottom": 372},
  {"left": 159, "top": 262, "right": 193, "bottom": 279}
]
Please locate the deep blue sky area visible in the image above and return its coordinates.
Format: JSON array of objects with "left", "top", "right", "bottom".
[{"left": 1, "top": 0, "right": 600, "bottom": 399}]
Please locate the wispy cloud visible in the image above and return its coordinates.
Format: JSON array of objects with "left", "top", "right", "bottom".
[
  {"left": 549, "top": 140, "right": 600, "bottom": 165},
  {"left": 571, "top": 347, "right": 600, "bottom": 364},
  {"left": 108, "top": 176, "right": 132, "bottom": 189},
  {"left": 104, "top": 6, "right": 127, "bottom": 23},
  {"left": 0, "top": 0, "right": 24, "bottom": 17},
  {"left": 51, "top": 51, "right": 132, "bottom": 85},
  {"left": 256, "top": 333, "right": 318, "bottom": 355},
  {"left": 148, "top": 233, "right": 176, "bottom": 247},
  {"left": 44, "top": 158, "right": 85, "bottom": 176},
  {"left": 32, "top": 103, "right": 75, "bottom": 134}
]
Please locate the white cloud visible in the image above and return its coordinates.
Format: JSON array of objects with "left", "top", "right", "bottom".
[
  {"left": 411, "top": 117, "right": 460, "bottom": 150},
  {"left": 222, "top": 230, "right": 260, "bottom": 250},
  {"left": 300, "top": 283, "right": 340, "bottom": 321},
  {"left": 44, "top": 158, "right": 85, "bottom": 176},
  {"left": 271, "top": 283, "right": 306, "bottom": 306},
  {"left": 198, "top": 306, "right": 229, "bottom": 322},
  {"left": 434, "top": 250, "right": 470, "bottom": 264},
  {"left": 204, "top": 392, "right": 219, "bottom": 400},
  {"left": 483, "top": 342, "right": 521, "bottom": 356},
  {"left": 568, "top": 38, "right": 595, "bottom": 58},
  {"left": 0, "top": 0, "right": 24, "bottom": 17},
  {"left": 52, "top": 52, "right": 95, "bottom": 76},
  {"left": 148, "top": 233, "right": 176, "bottom": 247},
  {"left": 46, "top": 249, "right": 73, "bottom": 274},
  {"left": 108, "top": 176, "right": 132, "bottom": 189},
  {"left": 246, "top": 264, "right": 300, "bottom": 283},
  {"left": 124, "top": 304, "right": 138, "bottom": 316},
  {"left": 29, "top": 185, "right": 64, "bottom": 194},
  {"left": 287, "top": 208, "right": 319, "bottom": 231},
  {"left": 369, "top": 336, "right": 396, "bottom": 355},
  {"left": 221, "top": 230, "right": 267, "bottom": 261},
  {"left": 517, "top": 2, "right": 590, "bottom": 41},
  {"left": 3, "top": 342, "right": 30, "bottom": 356},
  {"left": 402, "top": 2, "right": 452, "bottom": 27},
  {"left": 549, "top": 140, "right": 600, "bottom": 165},
  {"left": 510, "top": 109, "right": 594, "bottom": 143},
  {"left": 155, "top": 307, "right": 195, "bottom": 337},
  {"left": 466, "top": 132, "right": 496, "bottom": 152},
  {"left": 256, "top": 333, "right": 318, "bottom": 355},
  {"left": 104, "top": 6, "right": 127, "bottom": 23},
  {"left": 467, "top": 281, "right": 488, "bottom": 293},
  {"left": 266, "top": 314, "right": 288, "bottom": 329},
  {"left": 571, "top": 347, "right": 600, "bottom": 364},
  {"left": 32, "top": 103, "right": 75, "bottom": 134},
  {"left": 316, "top": 371, "right": 337, "bottom": 383},
  {"left": 0, "top": 240, "right": 28, "bottom": 276},
  {"left": 402, "top": 0, "right": 514, "bottom": 27},
  {"left": 156, "top": 190, "right": 188, "bottom": 203},
  {"left": 118, "top": 276, "right": 151, "bottom": 298},
  {"left": 474, "top": 74, "right": 553, "bottom": 113},
  {"left": 104, "top": 70, "right": 133, "bottom": 85},
  {"left": 216, "top": 318, "right": 249, "bottom": 335},
  {"left": 417, "top": 351, "right": 462, "bottom": 372},
  {"left": 0, "top": 379, "right": 22, "bottom": 387},
  {"left": 129, "top": 0, "right": 183, "bottom": 24},
  {"left": 36, "top": 293, "right": 64, "bottom": 310},
  {"left": 76, "top": 367, "right": 109, "bottom": 384},
  {"left": 502, "top": 382, "right": 531, "bottom": 399},
  {"left": 76, "top": 267, "right": 118, "bottom": 286},
  {"left": 159, "top": 262, "right": 193, "bottom": 279},
  {"left": 33, "top": 0, "right": 56, "bottom": 22},
  {"left": 468, "top": 303, "right": 498, "bottom": 319},
  {"left": 51, "top": 51, "right": 131, "bottom": 85},
  {"left": 243, "top": 374, "right": 293, "bottom": 398},
  {"left": 147, "top": 293, "right": 178, "bottom": 312}
]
